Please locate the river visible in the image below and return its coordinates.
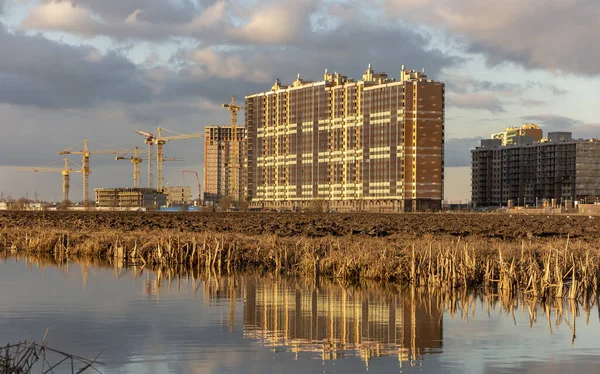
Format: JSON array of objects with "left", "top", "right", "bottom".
[{"left": 1, "top": 256, "right": 599, "bottom": 373}]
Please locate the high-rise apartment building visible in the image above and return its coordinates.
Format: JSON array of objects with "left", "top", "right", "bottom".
[
  {"left": 245, "top": 65, "right": 445, "bottom": 212},
  {"left": 471, "top": 133, "right": 600, "bottom": 207},
  {"left": 492, "top": 124, "right": 543, "bottom": 146},
  {"left": 203, "top": 126, "right": 246, "bottom": 203}
]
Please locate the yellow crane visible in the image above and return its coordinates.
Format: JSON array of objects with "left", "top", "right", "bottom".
[
  {"left": 115, "top": 146, "right": 183, "bottom": 188},
  {"left": 58, "top": 139, "right": 133, "bottom": 203},
  {"left": 14, "top": 158, "right": 82, "bottom": 202},
  {"left": 222, "top": 95, "right": 244, "bottom": 201},
  {"left": 135, "top": 128, "right": 203, "bottom": 192},
  {"left": 134, "top": 130, "right": 156, "bottom": 189}
]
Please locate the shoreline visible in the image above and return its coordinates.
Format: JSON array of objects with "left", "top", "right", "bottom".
[{"left": 2, "top": 211, "right": 599, "bottom": 301}]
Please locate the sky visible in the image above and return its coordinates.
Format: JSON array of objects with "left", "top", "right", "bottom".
[{"left": 0, "top": 0, "right": 599, "bottom": 203}]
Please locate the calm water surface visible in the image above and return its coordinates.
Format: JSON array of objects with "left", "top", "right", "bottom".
[{"left": 1, "top": 257, "right": 599, "bottom": 373}]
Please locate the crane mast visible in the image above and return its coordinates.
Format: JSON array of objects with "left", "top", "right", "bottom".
[
  {"left": 152, "top": 128, "right": 203, "bottom": 192},
  {"left": 116, "top": 147, "right": 182, "bottom": 188},
  {"left": 59, "top": 139, "right": 133, "bottom": 203},
  {"left": 135, "top": 130, "right": 155, "bottom": 189},
  {"left": 14, "top": 158, "right": 81, "bottom": 202},
  {"left": 222, "top": 95, "right": 244, "bottom": 201}
]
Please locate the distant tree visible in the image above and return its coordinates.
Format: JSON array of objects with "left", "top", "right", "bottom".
[
  {"left": 308, "top": 199, "right": 327, "bottom": 214},
  {"left": 238, "top": 197, "right": 252, "bottom": 212},
  {"left": 218, "top": 196, "right": 233, "bottom": 212},
  {"left": 60, "top": 199, "right": 72, "bottom": 210},
  {"left": 14, "top": 197, "right": 30, "bottom": 211}
]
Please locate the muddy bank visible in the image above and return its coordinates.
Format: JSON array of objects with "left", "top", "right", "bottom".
[{"left": 0, "top": 211, "right": 590, "bottom": 240}]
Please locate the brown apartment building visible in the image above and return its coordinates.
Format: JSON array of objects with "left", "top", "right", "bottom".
[
  {"left": 245, "top": 65, "right": 445, "bottom": 212},
  {"left": 204, "top": 126, "right": 246, "bottom": 204}
]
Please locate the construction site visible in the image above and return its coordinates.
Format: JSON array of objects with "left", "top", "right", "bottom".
[{"left": 11, "top": 65, "right": 449, "bottom": 212}]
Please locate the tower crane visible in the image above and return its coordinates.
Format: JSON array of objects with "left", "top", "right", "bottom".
[
  {"left": 182, "top": 170, "right": 202, "bottom": 203},
  {"left": 134, "top": 130, "right": 156, "bottom": 188},
  {"left": 222, "top": 95, "right": 244, "bottom": 201},
  {"left": 14, "top": 158, "right": 82, "bottom": 202},
  {"left": 58, "top": 139, "right": 133, "bottom": 203},
  {"left": 135, "top": 128, "right": 203, "bottom": 192},
  {"left": 115, "top": 146, "right": 183, "bottom": 188}
]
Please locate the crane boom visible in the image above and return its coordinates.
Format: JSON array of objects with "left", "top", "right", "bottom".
[
  {"left": 15, "top": 158, "right": 81, "bottom": 202},
  {"left": 135, "top": 130, "right": 156, "bottom": 189},
  {"left": 154, "top": 127, "right": 203, "bottom": 192},
  {"left": 115, "top": 146, "right": 183, "bottom": 188},
  {"left": 58, "top": 139, "right": 134, "bottom": 203}
]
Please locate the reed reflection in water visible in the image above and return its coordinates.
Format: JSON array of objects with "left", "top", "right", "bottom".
[{"left": 2, "top": 255, "right": 600, "bottom": 374}]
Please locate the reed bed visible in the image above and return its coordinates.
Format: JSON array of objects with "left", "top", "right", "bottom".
[{"left": 2, "top": 226, "right": 599, "bottom": 300}]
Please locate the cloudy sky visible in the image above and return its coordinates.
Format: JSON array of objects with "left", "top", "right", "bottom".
[{"left": 0, "top": 0, "right": 599, "bottom": 202}]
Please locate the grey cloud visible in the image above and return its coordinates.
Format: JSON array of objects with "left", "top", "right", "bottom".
[
  {"left": 385, "top": 0, "right": 600, "bottom": 76},
  {"left": 445, "top": 75, "right": 566, "bottom": 98},
  {"left": 519, "top": 99, "right": 546, "bottom": 107},
  {"left": 448, "top": 93, "right": 505, "bottom": 113},
  {"left": 0, "top": 26, "right": 153, "bottom": 109},
  {"left": 66, "top": 0, "right": 199, "bottom": 25},
  {"left": 520, "top": 114, "right": 583, "bottom": 131},
  {"left": 445, "top": 137, "right": 483, "bottom": 167},
  {"left": 525, "top": 82, "right": 568, "bottom": 96}
]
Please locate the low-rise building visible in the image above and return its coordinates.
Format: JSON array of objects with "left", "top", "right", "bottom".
[
  {"left": 472, "top": 132, "right": 600, "bottom": 207},
  {"left": 163, "top": 186, "right": 192, "bottom": 206},
  {"left": 95, "top": 188, "right": 166, "bottom": 208}
]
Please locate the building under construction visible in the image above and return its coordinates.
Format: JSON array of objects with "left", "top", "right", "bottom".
[
  {"left": 245, "top": 65, "right": 445, "bottom": 212},
  {"left": 203, "top": 126, "right": 246, "bottom": 203},
  {"left": 94, "top": 188, "right": 166, "bottom": 208},
  {"left": 471, "top": 132, "right": 600, "bottom": 207},
  {"left": 163, "top": 186, "right": 192, "bottom": 205},
  {"left": 491, "top": 124, "right": 543, "bottom": 146}
]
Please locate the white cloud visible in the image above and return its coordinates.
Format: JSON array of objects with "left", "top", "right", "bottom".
[
  {"left": 229, "top": 0, "right": 318, "bottom": 44},
  {"left": 188, "top": 46, "right": 270, "bottom": 83}
]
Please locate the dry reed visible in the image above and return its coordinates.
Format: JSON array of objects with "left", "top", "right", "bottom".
[{"left": 1, "top": 226, "right": 599, "bottom": 301}]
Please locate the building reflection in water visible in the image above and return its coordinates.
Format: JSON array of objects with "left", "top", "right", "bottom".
[
  {"left": 14, "top": 255, "right": 444, "bottom": 368},
  {"left": 225, "top": 275, "right": 444, "bottom": 368}
]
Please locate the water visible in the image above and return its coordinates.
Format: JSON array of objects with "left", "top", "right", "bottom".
[{"left": 1, "top": 257, "right": 599, "bottom": 373}]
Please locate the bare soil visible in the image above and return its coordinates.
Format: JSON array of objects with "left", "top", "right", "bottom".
[{"left": 0, "top": 211, "right": 592, "bottom": 241}]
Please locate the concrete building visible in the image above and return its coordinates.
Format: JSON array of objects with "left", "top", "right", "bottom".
[
  {"left": 471, "top": 132, "right": 600, "bottom": 207},
  {"left": 163, "top": 186, "right": 192, "bottom": 205},
  {"left": 245, "top": 65, "right": 445, "bottom": 212},
  {"left": 204, "top": 126, "right": 246, "bottom": 203},
  {"left": 95, "top": 188, "right": 166, "bottom": 208},
  {"left": 492, "top": 124, "right": 542, "bottom": 146}
]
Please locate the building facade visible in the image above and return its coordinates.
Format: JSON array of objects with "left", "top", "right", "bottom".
[
  {"left": 492, "top": 124, "right": 542, "bottom": 146},
  {"left": 95, "top": 188, "right": 166, "bottom": 208},
  {"left": 245, "top": 65, "right": 445, "bottom": 212},
  {"left": 471, "top": 133, "right": 600, "bottom": 207},
  {"left": 163, "top": 186, "right": 192, "bottom": 205},
  {"left": 204, "top": 126, "right": 246, "bottom": 203}
]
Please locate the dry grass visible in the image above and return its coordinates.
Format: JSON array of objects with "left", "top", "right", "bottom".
[{"left": 1, "top": 226, "right": 599, "bottom": 300}]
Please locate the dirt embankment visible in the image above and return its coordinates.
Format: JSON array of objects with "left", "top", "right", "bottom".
[{"left": 0, "top": 211, "right": 593, "bottom": 240}]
